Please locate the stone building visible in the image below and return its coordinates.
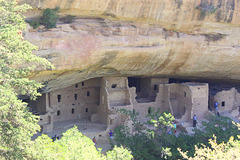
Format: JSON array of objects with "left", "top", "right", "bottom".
[
  {"left": 211, "top": 88, "right": 240, "bottom": 119},
  {"left": 27, "top": 77, "right": 210, "bottom": 136}
]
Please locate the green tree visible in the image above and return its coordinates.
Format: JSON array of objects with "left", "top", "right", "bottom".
[
  {"left": 179, "top": 123, "right": 240, "bottom": 160},
  {"left": 172, "top": 115, "right": 240, "bottom": 159},
  {"left": 28, "top": 126, "right": 132, "bottom": 160},
  {"left": 112, "top": 109, "right": 240, "bottom": 160},
  {"left": 106, "top": 146, "right": 133, "bottom": 160},
  {"left": 0, "top": 0, "right": 52, "bottom": 159},
  {"left": 41, "top": 7, "right": 59, "bottom": 29},
  {"left": 113, "top": 108, "right": 175, "bottom": 160},
  {"left": 29, "top": 126, "right": 104, "bottom": 159}
]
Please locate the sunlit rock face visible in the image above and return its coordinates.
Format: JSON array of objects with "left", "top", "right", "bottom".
[
  {"left": 20, "top": 0, "right": 240, "bottom": 92},
  {"left": 19, "top": 0, "right": 240, "bottom": 33}
]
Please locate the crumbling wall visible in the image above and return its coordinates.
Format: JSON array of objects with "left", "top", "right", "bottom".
[
  {"left": 105, "top": 77, "right": 133, "bottom": 130},
  {"left": 135, "top": 78, "right": 169, "bottom": 101},
  {"left": 168, "top": 84, "right": 192, "bottom": 119},
  {"left": 214, "top": 88, "right": 240, "bottom": 112},
  {"left": 130, "top": 80, "right": 170, "bottom": 121},
  {"left": 139, "top": 78, "right": 151, "bottom": 98},
  {"left": 149, "top": 78, "right": 169, "bottom": 98},
  {"left": 39, "top": 113, "right": 54, "bottom": 133},
  {"left": 127, "top": 78, "right": 172, "bottom": 122},
  {"left": 165, "top": 82, "right": 208, "bottom": 121},
  {"left": 106, "top": 77, "right": 131, "bottom": 108},
  {"left": 28, "top": 93, "right": 47, "bottom": 114}
]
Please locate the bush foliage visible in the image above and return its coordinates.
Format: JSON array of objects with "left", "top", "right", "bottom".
[
  {"left": 27, "top": 7, "right": 60, "bottom": 29},
  {"left": 41, "top": 7, "right": 59, "bottom": 29},
  {"left": 112, "top": 109, "right": 240, "bottom": 160}
]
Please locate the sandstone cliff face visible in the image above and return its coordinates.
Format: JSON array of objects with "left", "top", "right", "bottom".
[
  {"left": 19, "top": 0, "right": 240, "bottom": 92},
  {"left": 20, "top": 0, "right": 240, "bottom": 34}
]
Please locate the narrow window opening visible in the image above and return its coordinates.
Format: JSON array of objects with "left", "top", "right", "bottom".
[
  {"left": 110, "top": 119, "right": 113, "bottom": 125},
  {"left": 85, "top": 108, "right": 88, "bottom": 112},
  {"left": 72, "top": 108, "right": 75, "bottom": 114},
  {"left": 57, "top": 95, "right": 61, "bottom": 102},
  {"left": 57, "top": 110, "right": 61, "bottom": 116},
  {"left": 222, "top": 101, "right": 225, "bottom": 107},
  {"left": 74, "top": 94, "right": 77, "bottom": 100},
  {"left": 87, "top": 91, "right": 90, "bottom": 97},
  {"left": 154, "top": 84, "right": 158, "bottom": 91},
  {"left": 184, "top": 92, "right": 186, "bottom": 97},
  {"left": 82, "top": 82, "right": 84, "bottom": 86},
  {"left": 75, "top": 84, "right": 78, "bottom": 88},
  {"left": 148, "top": 107, "right": 151, "bottom": 114},
  {"left": 112, "top": 84, "right": 117, "bottom": 88}
]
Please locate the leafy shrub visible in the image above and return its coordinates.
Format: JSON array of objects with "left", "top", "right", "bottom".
[
  {"left": 26, "top": 7, "right": 60, "bottom": 29},
  {"left": 112, "top": 109, "right": 176, "bottom": 160},
  {"left": 113, "top": 109, "right": 240, "bottom": 160},
  {"left": 174, "top": 115, "right": 240, "bottom": 158},
  {"left": 106, "top": 146, "right": 133, "bottom": 160},
  {"left": 179, "top": 123, "right": 240, "bottom": 160},
  {"left": 26, "top": 19, "right": 41, "bottom": 29},
  {"left": 41, "top": 7, "right": 60, "bottom": 29},
  {"left": 29, "top": 126, "right": 133, "bottom": 159}
]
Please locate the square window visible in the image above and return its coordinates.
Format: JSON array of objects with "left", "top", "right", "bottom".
[
  {"left": 57, "top": 110, "right": 61, "bottom": 116},
  {"left": 87, "top": 91, "right": 90, "bottom": 97},
  {"left": 75, "top": 84, "right": 78, "bottom": 88},
  {"left": 148, "top": 107, "right": 151, "bottom": 114},
  {"left": 82, "top": 82, "right": 84, "bottom": 86},
  {"left": 222, "top": 101, "right": 225, "bottom": 107},
  {"left": 57, "top": 95, "right": 61, "bottom": 102}
]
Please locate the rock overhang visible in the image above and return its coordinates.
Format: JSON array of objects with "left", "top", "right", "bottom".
[{"left": 18, "top": 0, "right": 240, "bottom": 92}]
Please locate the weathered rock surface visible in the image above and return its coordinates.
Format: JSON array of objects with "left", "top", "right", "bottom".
[
  {"left": 19, "top": 0, "right": 240, "bottom": 92},
  {"left": 20, "top": 0, "right": 240, "bottom": 34}
]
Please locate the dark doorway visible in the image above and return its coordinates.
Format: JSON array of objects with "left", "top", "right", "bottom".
[{"left": 128, "top": 77, "right": 141, "bottom": 92}]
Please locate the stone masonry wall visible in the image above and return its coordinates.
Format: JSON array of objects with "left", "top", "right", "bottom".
[
  {"left": 49, "top": 78, "right": 101, "bottom": 123},
  {"left": 189, "top": 83, "right": 208, "bottom": 119},
  {"left": 214, "top": 88, "right": 240, "bottom": 112}
]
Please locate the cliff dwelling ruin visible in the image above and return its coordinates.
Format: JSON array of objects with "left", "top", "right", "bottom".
[{"left": 26, "top": 77, "right": 240, "bottom": 139}]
